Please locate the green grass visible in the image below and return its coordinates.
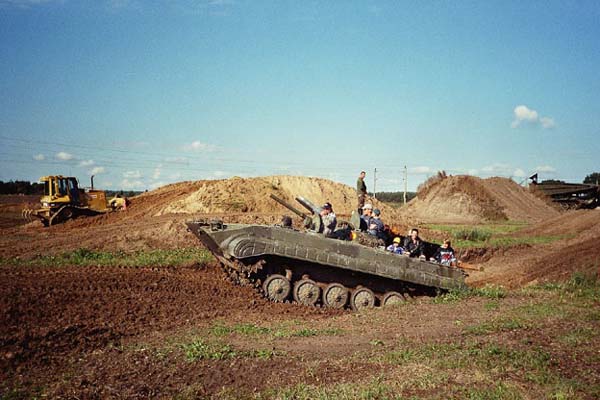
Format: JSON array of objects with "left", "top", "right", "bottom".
[
  {"left": 527, "top": 271, "right": 600, "bottom": 302},
  {"left": 424, "top": 223, "right": 569, "bottom": 249},
  {"left": 182, "top": 338, "right": 282, "bottom": 361},
  {"left": 453, "top": 228, "right": 493, "bottom": 242},
  {"left": 183, "top": 339, "right": 237, "bottom": 361},
  {"left": 433, "top": 284, "right": 507, "bottom": 304},
  {"left": 464, "top": 318, "right": 528, "bottom": 335},
  {"left": 210, "top": 322, "right": 344, "bottom": 339},
  {"left": 0, "top": 248, "right": 213, "bottom": 268},
  {"left": 256, "top": 378, "right": 400, "bottom": 400},
  {"left": 210, "top": 323, "right": 271, "bottom": 337}
]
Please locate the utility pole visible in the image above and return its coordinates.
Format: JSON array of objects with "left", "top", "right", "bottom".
[
  {"left": 373, "top": 167, "right": 377, "bottom": 200},
  {"left": 403, "top": 165, "right": 408, "bottom": 204}
]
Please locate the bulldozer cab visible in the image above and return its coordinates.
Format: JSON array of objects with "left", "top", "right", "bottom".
[{"left": 40, "top": 175, "right": 81, "bottom": 206}]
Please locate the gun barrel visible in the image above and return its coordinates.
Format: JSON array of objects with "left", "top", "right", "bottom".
[
  {"left": 269, "top": 194, "right": 307, "bottom": 218},
  {"left": 295, "top": 196, "right": 321, "bottom": 215}
]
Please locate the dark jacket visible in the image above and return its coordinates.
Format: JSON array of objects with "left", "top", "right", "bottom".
[
  {"left": 404, "top": 237, "right": 424, "bottom": 258},
  {"left": 367, "top": 217, "right": 385, "bottom": 238},
  {"left": 356, "top": 177, "right": 367, "bottom": 194},
  {"left": 433, "top": 246, "right": 456, "bottom": 266}
]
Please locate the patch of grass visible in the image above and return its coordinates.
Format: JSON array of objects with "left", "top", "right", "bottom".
[
  {"left": 559, "top": 327, "right": 596, "bottom": 347},
  {"left": 529, "top": 271, "right": 600, "bottom": 301},
  {"left": 182, "top": 338, "right": 283, "bottom": 361},
  {"left": 183, "top": 339, "right": 237, "bottom": 361},
  {"left": 292, "top": 328, "right": 320, "bottom": 337},
  {"left": 457, "top": 382, "right": 523, "bottom": 400},
  {"left": 383, "top": 349, "right": 415, "bottom": 364},
  {"left": 0, "top": 248, "right": 213, "bottom": 268},
  {"left": 488, "top": 235, "right": 569, "bottom": 247},
  {"left": 427, "top": 223, "right": 527, "bottom": 236},
  {"left": 210, "top": 322, "right": 344, "bottom": 340},
  {"left": 434, "top": 285, "right": 506, "bottom": 304},
  {"left": 210, "top": 323, "right": 271, "bottom": 337},
  {"left": 464, "top": 318, "right": 527, "bottom": 335},
  {"left": 258, "top": 377, "right": 397, "bottom": 400},
  {"left": 484, "top": 301, "right": 500, "bottom": 311},
  {"left": 425, "top": 222, "right": 569, "bottom": 249},
  {"left": 453, "top": 228, "right": 493, "bottom": 242}
]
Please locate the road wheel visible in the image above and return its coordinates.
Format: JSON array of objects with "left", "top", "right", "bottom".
[
  {"left": 262, "top": 274, "right": 291, "bottom": 302},
  {"left": 350, "top": 287, "right": 376, "bottom": 311},
  {"left": 322, "top": 283, "right": 349, "bottom": 309},
  {"left": 293, "top": 279, "right": 320, "bottom": 306},
  {"left": 382, "top": 291, "right": 406, "bottom": 307},
  {"left": 61, "top": 207, "right": 74, "bottom": 220}
]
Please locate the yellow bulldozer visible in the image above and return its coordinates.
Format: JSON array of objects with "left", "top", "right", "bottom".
[{"left": 23, "top": 175, "right": 128, "bottom": 226}]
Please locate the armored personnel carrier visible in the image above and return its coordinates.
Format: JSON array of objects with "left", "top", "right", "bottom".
[{"left": 187, "top": 195, "right": 467, "bottom": 311}]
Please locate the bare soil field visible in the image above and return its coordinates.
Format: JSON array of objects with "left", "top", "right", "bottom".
[
  {"left": 1, "top": 176, "right": 599, "bottom": 399},
  {"left": 0, "top": 194, "right": 37, "bottom": 229}
]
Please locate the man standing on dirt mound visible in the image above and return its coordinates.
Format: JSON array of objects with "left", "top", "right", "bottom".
[{"left": 357, "top": 170, "right": 367, "bottom": 214}]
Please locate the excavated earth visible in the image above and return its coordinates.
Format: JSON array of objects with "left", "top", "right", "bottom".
[
  {"left": 1, "top": 175, "right": 599, "bottom": 398},
  {"left": 403, "top": 175, "right": 559, "bottom": 223}
]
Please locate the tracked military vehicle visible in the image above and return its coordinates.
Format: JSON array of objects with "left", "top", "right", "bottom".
[{"left": 187, "top": 195, "right": 467, "bottom": 311}]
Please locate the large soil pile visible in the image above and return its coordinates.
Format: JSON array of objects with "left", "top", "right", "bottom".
[
  {"left": 155, "top": 175, "right": 398, "bottom": 219},
  {"left": 403, "top": 175, "right": 559, "bottom": 223}
]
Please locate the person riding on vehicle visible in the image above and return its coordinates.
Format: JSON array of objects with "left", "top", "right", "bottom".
[{"left": 386, "top": 236, "right": 404, "bottom": 254}]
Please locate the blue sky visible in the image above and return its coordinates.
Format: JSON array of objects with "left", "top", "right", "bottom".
[{"left": 1, "top": 0, "right": 599, "bottom": 191}]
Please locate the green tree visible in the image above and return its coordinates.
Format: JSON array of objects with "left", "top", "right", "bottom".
[{"left": 583, "top": 172, "right": 600, "bottom": 185}]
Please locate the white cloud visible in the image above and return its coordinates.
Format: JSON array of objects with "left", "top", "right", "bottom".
[
  {"left": 511, "top": 105, "right": 538, "bottom": 128},
  {"left": 79, "top": 159, "right": 95, "bottom": 167},
  {"left": 540, "top": 117, "right": 556, "bottom": 129},
  {"left": 152, "top": 164, "right": 162, "bottom": 180},
  {"left": 55, "top": 151, "right": 74, "bottom": 161},
  {"left": 213, "top": 170, "right": 226, "bottom": 177},
  {"left": 482, "top": 163, "right": 513, "bottom": 175},
  {"left": 33, "top": 154, "right": 45, "bottom": 161},
  {"left": 409, "top": 166, "right": 432, "bottom": 175},
  {"left": 511, "top": 104, "right": 555, "bottom": 129},
  {"left": 467, "top": 169, "right": 478, "bottom": 176},
  {"left": 149, "top": 181, "right": 167, "bottom": 190},
  {"left": 513, "top": 168, "right": 526, "bottom": 178},
  {"left": 536, "top": 165, "right": 556, "bottom": 173},
  {"left": 169, "top": 172, "right": 182, "bottom": 180},
  {"left": 123, "top": 170, "right": 142, "bottom": 179},
  {"left": 481, "top": 163, "right": 527, "bottom": 178},
  {"left": 90, "top": 166, "right": 105, "bottom": 175},
  {"left": 184, "top": 140, "right": 216, "bottom": 152},
  {"left": 120, "top": 179, "right": 145, "bottom": 190}
]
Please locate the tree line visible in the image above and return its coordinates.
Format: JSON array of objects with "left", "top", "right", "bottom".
[
  {"left": 371, "top": 191, "right": 417, "bottom": 203},
  {"left": 0, "top": 180, "right": 44, "bottom": 195},
  {"left": 0, "top": 180, "right": 141, "bottom": 197}
]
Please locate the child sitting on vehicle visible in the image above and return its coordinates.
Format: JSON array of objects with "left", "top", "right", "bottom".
[
  {"left": 430, "top": 239, "right": 457, "bottom": 266},
  {"left": 386, "top": 237, "right": 404, "bottom": 254}
]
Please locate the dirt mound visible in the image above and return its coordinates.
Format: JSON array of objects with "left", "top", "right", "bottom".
[
  {"left": 468, "top": 210, "right": 600, "bottom": 288},
  {"left": 403, "top": 175, "right": 559, "bottom": 223},
  {"left": 156, "top": 175, "right": 399, "bottom": 220}
]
